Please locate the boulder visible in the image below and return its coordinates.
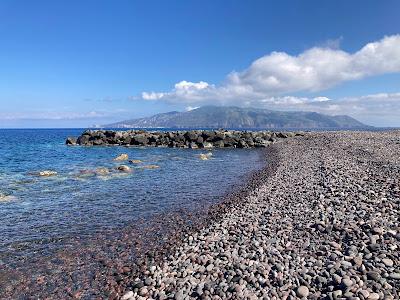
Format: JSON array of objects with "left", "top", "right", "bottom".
[
  {"left": 202, "top": 131, "right": 215, "bottom": 141},
  {"left": 148, "top": 135, "right": 158, "bottom": 144},
  {"left": 200, "top": 142, "right": 213, "bottom": 149},
  {"left": 184, "top": 131, "right": 199, "bottom": 142},
  {"left": 132, "top": 135, "right": 149, "bottom": 145},
  {"left": 92, "top": 139, "right": 105, "bottom": 146},
  {"left": 189, "top": 142, "right": 199, "bottom": 149},
  {"left": 213, "top": 140, "right": 225, "bottom": 148},
  {"left": 223, "top": 137, "right": 236, "bottom": 147},
  {"left": 115, "top": 131, "right": 124, "bottom": 140},
  {"left": 211, "top": 132, "right": 225, "bottom": 142},
  {"left": 238, "top": 140, "right": 248, "bottom": 148},
  {"left": 77, "top": 135, "right": 90, "bottom": 145},
  {"left": 121, "top": 136, "right": 132, "bottom": 145},
  {"left": 65, "top": 137, "right": 77, "bottom": 145}
]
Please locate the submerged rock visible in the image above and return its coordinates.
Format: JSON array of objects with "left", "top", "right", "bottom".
[
  {"left": 0, "top": 193, "right": 17, "bottom": 202},
  {"left": 95, "top": 167, "right": 109, "bottom": 176},
  {"left": 129, "top": 159, "right": 142, "bottom": 164},
  {"left": 76, "top": 169, "right": 96, "bottom": 178},
  {"left": 199, "top": 153, "right": 213, "bottom": 160},
  {"left": 141, "top": 165, "right": 160, "bottom": 169},
  {"left": 117, "top": 165, "right": 131, "bottom": 172},
  {"left": 38, "top": 170, "right": 58, "bottom": 177},
  {"left": 114, "top": 154, "right": 129, "bottom": 161}
]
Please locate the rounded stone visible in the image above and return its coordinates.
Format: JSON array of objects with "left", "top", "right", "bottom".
[
  {"left": 121, "top": 291, "right": 134, "bottom": 300},
  {"left": 139, "top": 287, "right": 148, "bottom": 296},
  {"left": 367, "top": 293, "right": 380, "bottom": 300},
  {"left": 342, "top": 278, "right": 353, "bottom": 287},
  {"left": 382, "top": 259, "right": 394, "bottom": 267},
  {"left": 296, "top": 286, "right": 309, "bottom": 298}
]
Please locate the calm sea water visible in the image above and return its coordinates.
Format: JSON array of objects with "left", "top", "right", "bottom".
[{"left": 0, "top": 129, "right": 263, "bottom": 264}]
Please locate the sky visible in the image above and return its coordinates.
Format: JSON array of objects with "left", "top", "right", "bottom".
[{"left": 0, "top": 0, "right": 399, "bottom": 128}]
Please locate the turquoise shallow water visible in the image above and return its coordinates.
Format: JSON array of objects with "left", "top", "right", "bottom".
[{"left": 0, "top": 129, "right": 263, "bottom": 263}]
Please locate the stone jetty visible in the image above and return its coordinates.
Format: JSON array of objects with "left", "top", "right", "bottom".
[{"left": 66, "top": 129, "right": 305, "bottom": 148}]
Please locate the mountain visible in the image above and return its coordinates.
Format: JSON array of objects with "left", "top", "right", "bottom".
[{"left": 104, "top": 106, "right": 369, "bottom": 129}]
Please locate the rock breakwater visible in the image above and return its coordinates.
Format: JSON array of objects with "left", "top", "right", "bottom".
[{"left": 66, "top": 129, "right": 305, "bottom": 148}]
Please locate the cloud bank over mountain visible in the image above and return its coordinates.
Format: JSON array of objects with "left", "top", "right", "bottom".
[{"left": 140, "top": 35, "right": 400, "bottom": 126}]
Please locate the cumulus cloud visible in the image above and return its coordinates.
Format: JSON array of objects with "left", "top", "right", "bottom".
[{"left": 141, "top": 35, "right": 400, "bottom": 104}]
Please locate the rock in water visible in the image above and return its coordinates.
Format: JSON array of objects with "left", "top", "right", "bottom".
[
  {"left": 199, "top": 152, "right": 213, "bottom": 160},
  {"left": 38, "top": 170, "right": 58, "bottom": 177},
  {"left": 114, "top": 154, "right": 129, "bottom": 161},
  {"left": 0, "top": 193, "right": 17, "bottom": 202},
  {"left": 141, "top": 165, "right": 160, "bottom": 169},
  {"left": 65, "top": 137, "right": 77, "bottom": 145},
  {"left": 117, "top": 165, "right": 131, "bottom": 172},
  {"left": 129, "top": 159, "right": 142, "bottom": 164},
  {"left": 95, "top": 167, "right": 109, "bottom": 176}
]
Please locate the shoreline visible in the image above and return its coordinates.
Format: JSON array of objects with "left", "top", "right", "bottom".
[{"left": 0, "top": 145, "right": 273, "bottom": 299}]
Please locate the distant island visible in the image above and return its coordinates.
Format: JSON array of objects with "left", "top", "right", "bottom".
[{"left": 104, "top": 106, "right": 369, "bottom": 129}]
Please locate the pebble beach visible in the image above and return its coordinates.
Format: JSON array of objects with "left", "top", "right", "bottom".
[{"left": 122, "top": 131, "right": 400, "bottom": 300}]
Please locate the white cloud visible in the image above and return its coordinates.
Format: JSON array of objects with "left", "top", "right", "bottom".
[
  {"left": 0, "top": 111, "right": 108, "bottom": 120},
  {"left": 256, "top": 93, "right": 400, "bottom": 127},
  {"left": 185, "top": 106, "right": 200, "bottom": 111},
  {"left": 141, "top": 35, "right": 400, "bottom": 104},
  {"left": 142, "top": 92, "right": 165, "bottom": 100},
  {"left": 142, "top": 80, "right": 212, "bottom": 102}
]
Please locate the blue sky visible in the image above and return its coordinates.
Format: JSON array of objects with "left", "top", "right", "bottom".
[{"left": 0, "top": 0, "right": 399, "bottom": 127}]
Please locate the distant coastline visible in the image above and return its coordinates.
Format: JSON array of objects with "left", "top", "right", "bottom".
[{"left": 104, "top": 106, "right": 370, "bottom": 130}]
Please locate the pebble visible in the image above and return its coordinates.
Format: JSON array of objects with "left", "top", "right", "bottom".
[
  {"left": 368, "top": 293, "right": 380, "bottom": 300},
  {"left": 296, "top": 286, "right": 309, "bottom": 298},
  {"left": 388, "top": 273, "right": 400, "bottom": 280},
  {"left": 342, "top": 278, "right": 353, "bottom": 287},
  {"left": 381, "top": 258, "right": 393, "bottom": 267},
  {"left": 139, "top": 287, "right": 148, "bottom": 297},
  {"left": 121, "top": 291, "right": 134, "bottom": 300}
]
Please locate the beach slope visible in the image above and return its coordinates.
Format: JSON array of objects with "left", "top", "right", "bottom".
[{"left": 125, "top": 131, "right": 400, "bottom": 300}]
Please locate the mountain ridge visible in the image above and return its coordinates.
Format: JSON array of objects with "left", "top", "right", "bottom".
[{"left": 104, "top": 106, "right": 369, "bottom": 129}]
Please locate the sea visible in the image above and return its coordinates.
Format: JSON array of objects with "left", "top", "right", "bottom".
[{"left": 0, "top": 129, "right": 263, "bottom": 267}]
